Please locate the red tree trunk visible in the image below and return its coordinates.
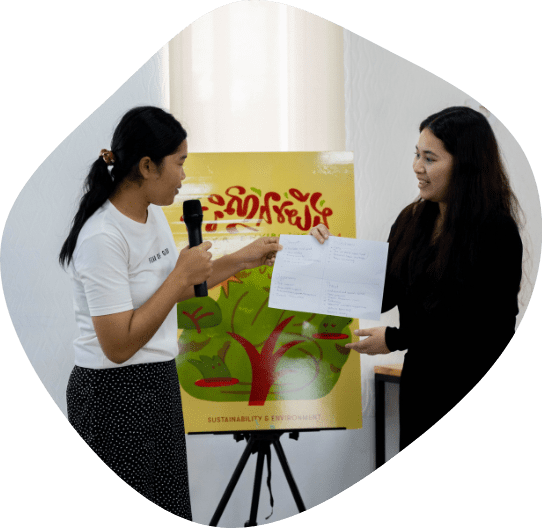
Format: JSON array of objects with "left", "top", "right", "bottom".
[
  {"left": 248, "top": 368, "right": 274, "bottom": 406},
  {"left": 227, "top": 317, "right": 304, "bottom": 406}
]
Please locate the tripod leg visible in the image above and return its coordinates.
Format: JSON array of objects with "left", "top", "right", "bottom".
[
  {"left": 210, "top": 436, "right": 256, "bottom": 527},
  {"left": 244, "top": 442, "right": 266, "bottom": 527},
  {"left": 273, "top": 438, "right": 306, "bottom": 512}
]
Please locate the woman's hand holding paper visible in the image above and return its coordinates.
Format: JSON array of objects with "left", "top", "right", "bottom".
[
  {"left": 310, "top": 223, "right": 333, "bottom": 244},
  {"left": 345, "top": 326, "right": 391, "bottom": 355},
  {"left": 237, "top": 236, "right": 283, "bottom": 269}
]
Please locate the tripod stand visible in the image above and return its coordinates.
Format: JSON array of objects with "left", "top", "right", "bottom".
[{"left": 210, "top": 430, "right": 306, "bottom": 527}]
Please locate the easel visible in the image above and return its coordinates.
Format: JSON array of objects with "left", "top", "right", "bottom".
[{"left": 208, "top": 430, "right": 311, "bottom": 527}]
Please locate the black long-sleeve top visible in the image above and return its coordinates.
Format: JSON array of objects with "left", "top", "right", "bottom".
[{"left": 381, "top": 203, "right": 523, "bottom": 448}]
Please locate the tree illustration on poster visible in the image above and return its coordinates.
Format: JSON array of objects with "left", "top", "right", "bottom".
[
  {"left": 176, "top": 266, "right": 353, "bottom": 406},
  {"left": 163, "top": 151, "right": 362, "bottom": 433}
]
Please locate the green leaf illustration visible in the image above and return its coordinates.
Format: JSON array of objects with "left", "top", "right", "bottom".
[
  {"left": 188, "top": 355, "right": 232, "bottom": 378},
  {"left": 177, "top": 297, "right": 222, "bottom": 332}
]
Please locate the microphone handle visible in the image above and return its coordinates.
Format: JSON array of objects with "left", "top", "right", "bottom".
[
  {"left": 187, "top": 222, "right": 208, "bottom": 298},
  {"left": 194, "top": 282, "right": 208, "bottom": 297},
  {"left": 188, "top": 229, "right": 203, "bottom": 248}
]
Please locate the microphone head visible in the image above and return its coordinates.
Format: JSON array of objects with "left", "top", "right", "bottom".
[
  {"left": 183, "top": 199, "right": 204, "bottom": 246},
  {"left": 183, "top": 199, "right": 203, "bottom": 218}
]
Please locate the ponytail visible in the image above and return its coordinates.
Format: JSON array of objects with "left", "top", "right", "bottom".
[
  {"left": 59, "top": 156, "right": 116, "bottom": 267},
  {"left": 59, "top": 106, "right": 187, "bottom": 267}
]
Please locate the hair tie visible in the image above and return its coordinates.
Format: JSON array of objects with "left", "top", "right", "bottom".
[{"left": 100, "top": 149, "right": 115, "bottom": 165}]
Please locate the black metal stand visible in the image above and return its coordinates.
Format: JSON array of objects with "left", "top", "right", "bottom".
[{"left": 209, "top": 431, "right": 306, "bottom": 527}]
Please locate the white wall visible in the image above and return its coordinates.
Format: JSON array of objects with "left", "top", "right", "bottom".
[{"left": 1, "top": 47, "right": 170, "bottom": 416}]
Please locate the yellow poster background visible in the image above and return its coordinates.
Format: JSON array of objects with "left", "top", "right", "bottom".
[{"left": 163, "top": 152, "right": 362, "bottom": 433}]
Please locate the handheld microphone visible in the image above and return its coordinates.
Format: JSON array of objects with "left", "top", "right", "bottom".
[{"left": 183, "top": 199, "right": 208, "bottom": 297}]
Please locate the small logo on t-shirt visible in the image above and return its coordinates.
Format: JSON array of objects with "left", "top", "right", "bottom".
[{"left": 149, "top": 248, "right": 170, "bottom": 264}]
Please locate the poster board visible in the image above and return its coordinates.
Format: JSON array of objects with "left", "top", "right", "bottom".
[{"left": 163, "top": 152, "right": 362, "bottom": 433}]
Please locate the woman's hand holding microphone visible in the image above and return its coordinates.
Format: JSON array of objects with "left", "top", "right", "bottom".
[
  {"left": 309, "top": 224, "right": 391, "bottom": 356},
  {"left": 172, "top": 242, "right": 214, "bottom": 296}
]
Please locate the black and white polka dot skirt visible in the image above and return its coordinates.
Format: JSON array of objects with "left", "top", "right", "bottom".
[{"left": 67, "top": 359, "right": 192, "bottom": 520}]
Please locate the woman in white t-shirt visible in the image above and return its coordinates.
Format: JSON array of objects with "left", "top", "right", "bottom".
[{"left": 59, "top": 106, "right": 281, "bottom": 519}]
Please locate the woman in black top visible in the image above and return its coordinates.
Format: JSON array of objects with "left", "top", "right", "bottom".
[{"left": 311, "top": 106, "right": 523, "bottom": 450}]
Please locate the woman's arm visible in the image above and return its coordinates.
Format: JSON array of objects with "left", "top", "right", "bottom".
[
  {"left": 93, "top": 237, "right": 282, "bottom": 364},
  {"left": 446, "top": 217, "right": 523, "bottom": 360},
  {"left": 176, "top": 236, "right": 282, "bottom": 302},
  {"left": 93, "top": 243, "right": 213, "bottom": 364}
]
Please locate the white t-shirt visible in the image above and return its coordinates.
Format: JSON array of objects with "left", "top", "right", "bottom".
[{"left": 70, "top": 200, "right": 178, "bottom": 369}]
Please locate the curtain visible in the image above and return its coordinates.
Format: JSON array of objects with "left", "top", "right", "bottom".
[{"left": 168, "top": 2, "right": 345, "bottom": 153}]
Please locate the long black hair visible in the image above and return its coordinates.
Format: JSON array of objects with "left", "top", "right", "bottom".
[
  {"left": 59, "top": 106, "right": 187, "bottom": 267},
  {"left": 389, "top": 106, "right": 522, "bottom": 283}
]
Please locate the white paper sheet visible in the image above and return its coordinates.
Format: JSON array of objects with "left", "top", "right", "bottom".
[{"left": 268, "top": 235, "right": 389, "bottom": 319}]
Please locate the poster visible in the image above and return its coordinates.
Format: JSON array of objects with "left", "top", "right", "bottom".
[{"left": 163, "top": 152, "right": 362, "bottom": 433}]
